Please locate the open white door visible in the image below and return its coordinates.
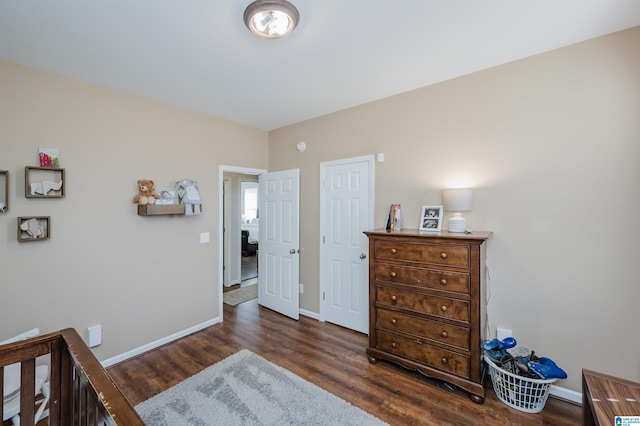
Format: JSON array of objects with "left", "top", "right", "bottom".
[
  {"left": 258, "top": 169, "right": 300, "bottom": 320},
  {"left": 320, "top": 156, "right": 373, "bottom": 334}
]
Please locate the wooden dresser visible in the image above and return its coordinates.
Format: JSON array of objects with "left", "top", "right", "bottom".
[{"left": 364, "top": 229, "right": 492, "bottom": 403}]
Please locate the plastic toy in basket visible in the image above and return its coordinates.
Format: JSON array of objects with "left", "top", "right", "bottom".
[
  {"left": 528, "top": 357, "right": 567, "bottom": 380},
  {"left": 482, "top": 337, "right": 517, "bottom": 351}
]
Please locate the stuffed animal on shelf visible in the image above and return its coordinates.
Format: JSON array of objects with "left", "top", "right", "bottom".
[
  {"left": 176, "top": 179, "right": 202, "bottom": 216},
  {"left": 132, "top": 179, "right": 161, "bottom": 205}
]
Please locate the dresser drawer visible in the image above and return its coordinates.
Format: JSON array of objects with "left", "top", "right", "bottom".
[
  {"left": 375, "top": 240, "right": 470, "bottom": 268},
  {"left": 376, "top": 285, "right": 470, "bottom": 323},
  {"left": 376, "top": 330, "right": 470, "bottom": 378},
  {"left": 375, "top": 263, "right": 470, "bottom": 295},
  {"left": 376, "top": 308, "right": 470, "bottom": 350}
]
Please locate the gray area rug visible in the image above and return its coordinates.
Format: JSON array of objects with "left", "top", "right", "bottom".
[{"left": 136, "top": 349, "right": 387, "bottom": 426}]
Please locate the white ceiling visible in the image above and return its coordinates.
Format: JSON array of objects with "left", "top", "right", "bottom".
[{"left": 1, "top": 1, "right": 639, "bottom": 131}]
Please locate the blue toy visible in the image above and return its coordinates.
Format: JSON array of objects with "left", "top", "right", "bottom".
[
  {"left": 528, "top": 357, "right": 567, "bottom": 379},
  {"left": 482, "top": 337, "right": 517, "bottom": 351}
]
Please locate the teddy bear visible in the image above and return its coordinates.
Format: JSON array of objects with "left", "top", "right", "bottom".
[{"left": 132, "top": 179, "right": 161, "bottom": 205}]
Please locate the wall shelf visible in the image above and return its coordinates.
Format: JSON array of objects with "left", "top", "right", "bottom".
[
  {"left": 25, "top": 166, "right": 65, "bottom": 198},
  {"left": 137, "top": 204, "right": 185, "bottom": 216},
  {"left": 18, "top": 216, "right": 50, "bottom": 242},
  {"left": 0, "top": 170, "right": 7, "bottom": 213}
]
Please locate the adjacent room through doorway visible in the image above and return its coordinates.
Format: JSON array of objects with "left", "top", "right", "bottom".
[{"left": 220, "top": 167, "right": 265, "bottom": 313}]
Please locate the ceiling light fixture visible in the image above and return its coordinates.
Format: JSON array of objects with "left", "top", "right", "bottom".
[{"left": 244, "top": 0, "right": 299, "bottom": 39}]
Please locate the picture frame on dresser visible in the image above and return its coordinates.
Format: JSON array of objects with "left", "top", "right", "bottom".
[{"left": 419, "top": 205, "right": 443, "bottom": 231}]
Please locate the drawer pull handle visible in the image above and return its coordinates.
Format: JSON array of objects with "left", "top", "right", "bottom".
[
  {"left": 390, "top": 249, "right": 397, "bottom": 254},
  {"left": 440, "top": 252, "right": 448, "bottom": 259},
  {"left": 392, "top": 342, "right": 397, "bottom": 348},
  {"left": 441, "top": 331, "right": 448, "bottom": 338},
  {"left": 441, "top": 305, "right": 447, "bottom": 312},
  {"left": 440, "top": 278, "right": 447, "bottom": 285},
  {"left": 390, "top": 272, "right": 397, "bottom": 278},
  {"left": 390, "top": 295, "right": 397, "bottom": 302},
  {"left": 391, "top": 318, "right": 397, "bottom": 325},
  {"left": 441, "top": 357, "right": 448, "bottom": 365}
]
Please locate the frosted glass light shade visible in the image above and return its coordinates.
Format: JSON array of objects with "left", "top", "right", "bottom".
[{"left": 244, "top": 0, "right": 299, "bottom": 39}]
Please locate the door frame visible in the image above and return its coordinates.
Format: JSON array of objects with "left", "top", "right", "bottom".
[
  {"left": 218, "top": 165, "right": 267, "bottom": 320},
  {"left": 318, "top": 155, "right": 374, "bottom": 327}
]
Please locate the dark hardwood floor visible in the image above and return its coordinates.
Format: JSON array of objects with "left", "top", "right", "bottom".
[
  {"left": 224, "top": 255, "right": 258, "bottom": 293},
  {"left": 107, "top": 299, "right": 581, "bottom": 425}
]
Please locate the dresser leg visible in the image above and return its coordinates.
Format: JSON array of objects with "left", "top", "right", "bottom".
[
  {"left": 368, "top": 356, "right": 379, "bottom": 364},
  {"left": 469, "top": 394, "right": 485, "bottom": 404}
]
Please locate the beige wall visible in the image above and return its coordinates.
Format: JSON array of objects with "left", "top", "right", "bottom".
[
  {"left": 269, "top": 27, "right": 640, "bottom": 392},
  {"left": 0, "top": 60, "right": 269, "bottom": 359},
  {"left": 2, "top": 26, "right": 638, "bottom": 394}
]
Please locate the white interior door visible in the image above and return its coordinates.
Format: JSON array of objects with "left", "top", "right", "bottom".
[
  {"left": 320, "top": 156, "right": 373, "bottom": 334},
  {"left": 258, "top": 169, "right": 300, "bottom": 320}
]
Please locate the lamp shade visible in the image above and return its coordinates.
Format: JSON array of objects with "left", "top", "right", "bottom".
[{"left": 443, "top": 188, "right": 472, "bottom": 212}]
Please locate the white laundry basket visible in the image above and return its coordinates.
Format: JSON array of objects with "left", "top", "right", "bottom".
[{"left": 485, "top": 355, "right": 557, "bottom": 413}]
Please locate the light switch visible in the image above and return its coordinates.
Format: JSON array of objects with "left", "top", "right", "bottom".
[{"left": 200, "top": 232, "right": 210, "bottom": 243}]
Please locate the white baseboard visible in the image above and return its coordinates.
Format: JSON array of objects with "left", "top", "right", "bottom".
[
  {"left": 102, "top": 313, "right": 583, "bottom": 406},
  {"left": 549, "top": 384, "right": 582, "bottom": 404},
  {"left": 101, "top": 309, "right": 315, "bottom": 368},
  {"left": 101, "top": 317, "right": 222, "bottom": 368},
  {"left": 300, "top": 308, "right": 320, "bottom": 321}
]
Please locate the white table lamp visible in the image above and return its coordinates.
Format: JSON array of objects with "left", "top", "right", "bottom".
[{"left": 443, "top": 188, "right": 472, "bottom": 233}]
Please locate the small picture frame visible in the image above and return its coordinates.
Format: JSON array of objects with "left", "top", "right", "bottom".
[
  {"left": 17, "top": 216, "right": 50, "bottom": 242},
  {"left": 155, "top": 189, "right": 177, "bottom": 205},
  {"left": 419, "top": 205, "right": 443, "bottom": 232}
]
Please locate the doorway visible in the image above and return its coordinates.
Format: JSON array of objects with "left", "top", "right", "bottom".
[
  {"left": 219, "top": 166, "right": 301, "bottom": 322},
  {"left": 219, "top": 166, "right": 266, "bottom": 318}
]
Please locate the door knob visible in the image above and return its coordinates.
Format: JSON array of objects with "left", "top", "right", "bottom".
[
  {"left": 360, "top": 253, "right": 367, "bottom": 259},
  {"left": 290, "top": 249, "right": 297, "bottom": 254}
]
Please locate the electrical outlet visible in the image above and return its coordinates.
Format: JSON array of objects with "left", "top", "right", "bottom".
[
  {"left": 87, "top": 325, "right": 102, "bottom": 347},
  {"left": 200, "top": 232, "right": 210, "bottom": 243},
  {"left": 299, "top": 284, "right": 304, "bottom": 293}
]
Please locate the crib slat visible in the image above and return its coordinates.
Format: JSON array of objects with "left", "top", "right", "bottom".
[
  {"left": 0, "top": 366, "right": 4, "bottom": 423},
  {"left": 19, "top": 358, "right": 36, "bottom": 426}
]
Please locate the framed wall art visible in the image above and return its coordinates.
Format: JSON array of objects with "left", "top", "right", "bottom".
[{"left": 419, "top": 205, "right": 443, "bottom": 232}]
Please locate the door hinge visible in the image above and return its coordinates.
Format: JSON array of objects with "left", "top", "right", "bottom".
[
  {"left": 322, "top": 292, "right": 325, "bottom": 300},
  {"left": 322, "top": 236, "right": 325, "bottom": 244}
]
